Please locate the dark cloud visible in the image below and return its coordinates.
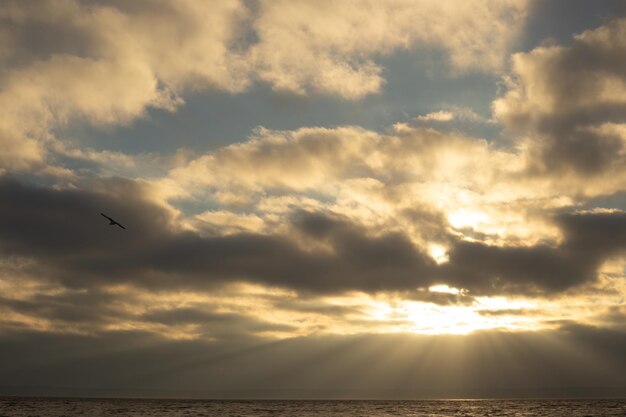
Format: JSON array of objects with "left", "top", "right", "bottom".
[
  {"left": 3, "top": 176, "right": 626, "bottom": 299},
  {"left": 405, "top": 290, "right": 475, "bottom": 306},
  {"left": 559, "top": 209, "right": 626, "bottom": 253},
  {"left": 442, "top": 210, "right": 626, "bottom": 294},
  {"left": 0, "top": 290, "right": 122, "bottom": 325},
  {"left": 0, "top": 175, "right": 171, "bottom": 254},
  {"left": 602, "top": 305, "right": 626, "bottom": 324},
  {"left": 398, "top": 207, "right": 452, "bottom": 243},
  {"left": 271, "top": 299, "right": 364, "bottom": 317},
  {"left": 141, "top": 307, "right": 296, "bottom": 340},
  {"left": 0, "top": 1, "right": 96, "bottom": 68},
  {"left": 444, "top": 241, "right": 580, "bottom": 293},
  {"left": 0, "top": 176, "right": 436, "bottom": 294},
  {"left": 534, "top": 129, "right": 625, "bottom": 175},
  {"left": 0, "top": 289, "right": 296, "bottom": 343},
  {"left": 288, "top": 211, "right": 437, "bottom": 292}
]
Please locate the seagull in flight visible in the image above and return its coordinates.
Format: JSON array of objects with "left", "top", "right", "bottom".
[{"left": 100, "top": 213, "right": 126, "bottom": 230}]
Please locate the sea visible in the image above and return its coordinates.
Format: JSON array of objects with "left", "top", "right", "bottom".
[{"left": 1, "top": 398, "right": 625, "bottom": 417}]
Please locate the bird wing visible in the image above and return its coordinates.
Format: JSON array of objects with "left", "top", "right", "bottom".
[{"left": 102, "top": 213, "right": 126, "bottom": 229}]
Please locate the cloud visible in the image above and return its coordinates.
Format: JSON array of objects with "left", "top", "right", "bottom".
[
  {"left": 169, "top": 125, "right": 516, "bottom": 198},
  {"left": 3, "top": 175, "right": 626, "bottom": 299},
  {"left": 416, "top": 111, "right": 456, "bottom": 122},
  {"left": 415, "top": 107, "right": 493, "bottom": 124},
  {"left": 169, "top": 126, "right": 385, "bottom": 195},
  {"left": 477, "top": 308, "right": 538, "bottom": 316},
  {"left": 249, "top": 0, "right": 529, "bottom": 98},
  {"left": 140, "top": 307, "right": 297, "bottom": 341},
  {"left": 493, "top": 18, "right": 626, "bottom": 183},
  {"left": 442, "top": 209, "right": 626, "bottom": 294},
  {"left": 0, "top": 0, "right": 530, "bottom": 173},
  {"left": 0, "top": 290, "right": 125, "bottom": 331},
  {"left": 192, "top": 210, "right": 267, "bottom": 235},
  {"left": 170, "top": 124, "right": 570, "bottom": 251},
  {"left": 406, "top": 289, "right": 476, "bottom": 306}
]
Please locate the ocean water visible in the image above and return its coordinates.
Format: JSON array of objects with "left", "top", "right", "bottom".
[{"left": 0, "top": 398, "right": 625, "bottom": 416}]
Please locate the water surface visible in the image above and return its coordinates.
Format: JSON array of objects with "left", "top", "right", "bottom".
[{"left": 1, "top": 397, "right": 625, "bottom": 416}]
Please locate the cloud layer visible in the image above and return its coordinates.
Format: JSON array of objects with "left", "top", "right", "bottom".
[
  {"left": 2, "top": 175, "right": 625, "bottom": 298},
  {"left": 0, "top": 0, "right": 529, "bottom": 172}
]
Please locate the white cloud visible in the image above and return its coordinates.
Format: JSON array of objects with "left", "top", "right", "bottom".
[
  {"left": 416, "top": 106, "right": 493, "bottom": 124},
  {"left": 250, "top": 0, "right": 529, "bottom": 98},
  {"left": 416, "top": 111, "right": 455, "bottom": 122}
]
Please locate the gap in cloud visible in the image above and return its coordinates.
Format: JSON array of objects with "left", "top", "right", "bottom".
[
  {"left": 519, "top": 0, "right": 626, "bottom": 52},
  {"left": 583, "top": 192, "right": 626, "bottom": 213}
]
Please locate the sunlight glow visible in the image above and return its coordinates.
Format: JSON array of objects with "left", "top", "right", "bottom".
[
  {"left": 448, "top": 208, "right": 490, "bottom": 230},
  {"left": 428, "top": 284, "right": 462, "bottom": 294},
  {"left": 474, "top": 296, "right": 536, "bottom": 311},
  {"left": 428, "top": 244, "right": 449, "bottom": 264},
  {"left": 362, "top": 294, "right": 551, "bottom": 335},
  {"left": 402, "top": 300, "right": 538, "bottom": 335}
]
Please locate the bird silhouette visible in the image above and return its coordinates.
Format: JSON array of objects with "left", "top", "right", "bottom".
[{"left": 100, "top": 213, "right": 126, "bottom": 230}]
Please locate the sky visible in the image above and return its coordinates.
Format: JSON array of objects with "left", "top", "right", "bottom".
[{"left": 2, "top": 0, "right": 626, "bottom": 399}]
